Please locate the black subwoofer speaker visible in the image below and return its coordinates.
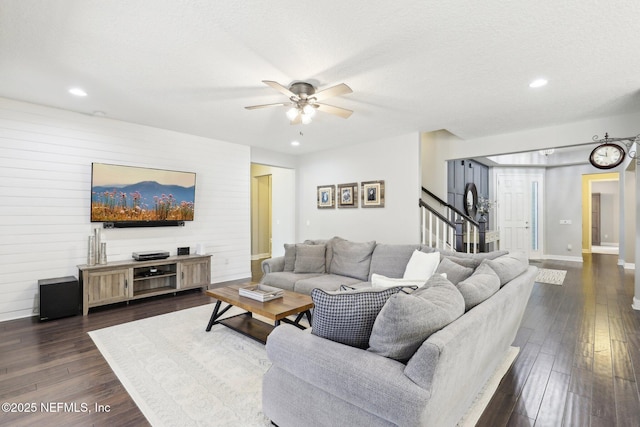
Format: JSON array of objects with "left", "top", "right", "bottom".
[{"left": 38, "top": 276, "right": 80, "bottom": 321}]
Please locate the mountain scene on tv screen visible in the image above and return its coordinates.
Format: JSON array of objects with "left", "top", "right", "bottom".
[{"left": 92, "top": 181, "right": 195, "bottom": 222}]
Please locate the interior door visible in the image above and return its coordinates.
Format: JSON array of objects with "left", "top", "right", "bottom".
[
  {"left": 497, "top": 174, "right": 544, "bottom": 258},
  {"left": 255, "top": 174, "right": 272, "bottom": 257}
]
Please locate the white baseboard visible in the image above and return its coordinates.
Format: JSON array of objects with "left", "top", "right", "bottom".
[
  {"left": 543, "top": 254, "right": 583, "bottom": 263},
  {"left": 633, "top": 297, "right": 640, "bottom": 311},
  {"left": 624, "top": 263, "right": 635, "bottom": 270},
  {"left": 599, "top": 242, "right": 619, "bottom": 247},
  {"left": 251, "top": 253, "right": 270, "bottom": 261}
]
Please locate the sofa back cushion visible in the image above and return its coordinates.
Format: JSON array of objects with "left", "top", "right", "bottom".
[
  {"left": 304, "top": 238, "right": 333, "bottom": 272},
  {"left": 368, "top": 275, "right": 465, "bottom": 362},
  {"left": 283, "top": 243, "right": 296, "bottom": 272},
  {"left": 368, "top": 244, "right": 421, "bottom": 280},
  {"left": 484, "top": 251, "right": 529, "bottom": 286},
  {"left": 456, "top": 261, "right": 500, "bottom": 310},
  {"left": 293, "top": 244, "right": 326, "bottom": 274},
  {"left": 329, "top": 237, "right": 376, "bottom": 281},
  {"left": 434, "top": 257, "right": 475, "bottom": 285},
  {"left": 311, "top": 287, "right": 400, "bottom": 349}
]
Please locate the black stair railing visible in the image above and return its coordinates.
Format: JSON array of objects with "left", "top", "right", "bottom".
[{"left": 420, "top": 187, "right": 487, "bottom": 253}]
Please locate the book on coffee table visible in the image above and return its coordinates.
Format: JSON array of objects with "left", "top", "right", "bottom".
[{"left": 238, "top": 284, "right": 284, "bottom": 302}]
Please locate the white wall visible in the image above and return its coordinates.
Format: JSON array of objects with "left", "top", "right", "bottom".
[
  {"left": 0, "top": 98, "right": 251, "bottom": 321},
  {"left": 296, "top": 133, "right": 421, "bottom": 244},
  {"left": 544, "top": 164, "right": 594, "bottom": 259}
]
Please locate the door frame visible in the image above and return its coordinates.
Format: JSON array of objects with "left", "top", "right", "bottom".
[
  {"left": 251, "top": 173, "right": 272, "bottom": 260},
  {"left": 581, "top": 172, "right": 619, "bottom": 253}
]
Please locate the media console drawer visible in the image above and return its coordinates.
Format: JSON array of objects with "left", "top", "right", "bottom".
[{"left": 78, "top": 254, "right": 211, "bottom": 315}]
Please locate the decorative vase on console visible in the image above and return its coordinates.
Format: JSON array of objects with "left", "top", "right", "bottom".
[
  {"left": 87, "top": 235, "right": 96, "bottom": 266},
  {"left": 476, "top": 197, "right": 493, "bottom": 222}
]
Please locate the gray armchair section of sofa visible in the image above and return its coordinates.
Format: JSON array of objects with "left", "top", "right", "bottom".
[{"left": 263, "top": 265, "right": 538, "bottom": 427}]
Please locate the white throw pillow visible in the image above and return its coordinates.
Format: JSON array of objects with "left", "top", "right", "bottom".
[{"left": 403, "top": 250, "right": 441, "bottom": 280}]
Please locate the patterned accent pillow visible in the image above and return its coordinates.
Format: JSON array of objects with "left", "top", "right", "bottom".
[{"left": 311, "top": 287, "right": 401, "bottom": 348}]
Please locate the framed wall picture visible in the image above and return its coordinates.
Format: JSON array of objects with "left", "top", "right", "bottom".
[
  {"left": 361, "top": 180, "right": 385, "bottom": 208},
  {"left": 337, "top": 182, "right": 358, "bottom": 208},
  {"left": 317, "top": 185, "right": 335, "bottom": 209}
]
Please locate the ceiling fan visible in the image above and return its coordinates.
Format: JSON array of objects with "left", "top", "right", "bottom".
[{"left": 245, "top": 80, "right": 353, "bottom": 124}]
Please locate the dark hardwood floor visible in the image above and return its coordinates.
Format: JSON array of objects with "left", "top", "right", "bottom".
[
  {"left": 0, "top": 254, "right": 638, "bottom": 426},
  {"left": 478, "top": 254, "right": 640, "bottom": 427}
]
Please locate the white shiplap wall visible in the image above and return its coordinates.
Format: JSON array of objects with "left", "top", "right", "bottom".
[{"left": 0, "top": 98, "right": 251, "bottom": 321}]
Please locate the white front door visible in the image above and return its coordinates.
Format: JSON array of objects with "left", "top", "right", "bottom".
[{"left": 497, "top": 173, "right": 544, "bottom": 259}]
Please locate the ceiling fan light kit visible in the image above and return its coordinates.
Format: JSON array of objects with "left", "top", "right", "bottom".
[{"left": 246, "top": 80, "right": 353, "bottom": 125}]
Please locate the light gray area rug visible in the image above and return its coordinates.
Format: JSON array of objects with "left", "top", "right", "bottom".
[
  {"left": 535, "top": 268, "right": 567, "bottom": 285},
  {"left": 89, "top": 304, "right": 518, "bottom": 427}
]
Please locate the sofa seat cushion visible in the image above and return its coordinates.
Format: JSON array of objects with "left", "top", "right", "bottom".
[
  {"left": 293, "top": 274, "right": 363, "bottom": 294},
  {"left": 368, "top": 244, "right": 421, "bottom": 280},
  {"left": 456, "top": 261, "right": 501, "bottom": 310},
  {"left": 311, "top": 287, "right": 401, "bottom": 348},
  {"left": 329, "top": 237, "right": 377, "bottom": 281},
  {"left": 368, "top": 275, "right": 465, "bottom": 362},
  {"left": 261, "top": 272, "right": 324, "bottom": 292}
]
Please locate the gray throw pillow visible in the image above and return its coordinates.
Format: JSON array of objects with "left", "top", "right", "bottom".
[
  {"left": 484, "top": 252, "right": 528, "bottom": 286},
  {"left": 283, "top": 243, "right": 296, "bottom": 272},
  {"left": 293, "top": 244, "right": 326, "bottom": 274},
  {"left": 305, "top": 238, "right": 333, "bottom": 272},
  {"left": 368, "top": 275, "right": 465, "bottom": 362},
  {"left": 329, "top": 237, "right": 376, "bottom": 281},
  {"left": 311, "top": 287, "right": 401, "bottom": 348},
  {"left": 435, "top": 257, "right": 475, "bottom": 285},
  {"left": 456, "top": 262, "right": 500, "bottom": 310}
]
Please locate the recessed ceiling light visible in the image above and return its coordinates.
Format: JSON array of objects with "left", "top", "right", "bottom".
[
  {"left": 69, "top": 87, "right": 88, "bottom": 97},
  {"left": 291, "top": 141, "right": 300, "bottom": 147},
  {"left": 529, "top": 78, "right": 548, "bottom": 88}
]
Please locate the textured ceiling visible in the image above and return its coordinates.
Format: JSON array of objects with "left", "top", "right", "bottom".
[{"left": 1, "top": 0, "right": 639, "bottom": 154}]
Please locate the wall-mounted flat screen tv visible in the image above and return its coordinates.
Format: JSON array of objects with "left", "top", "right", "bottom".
[{"left": 91, "top": 163, "right": 196, "bottom": 225}]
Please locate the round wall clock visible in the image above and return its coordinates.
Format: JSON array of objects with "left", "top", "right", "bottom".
[{"left": 589, "top": 143, "right": 625, "bottom": 169}]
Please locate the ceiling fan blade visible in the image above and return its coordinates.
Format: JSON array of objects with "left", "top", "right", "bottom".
[
  {"left": 315, "top": 103, "right": 353, "bottom": 119},
  {"left": 244, "top": 102, "right": 292, "bottom": 110},
  {"left": 311, "top": 83, "right": 352, "bottom": 102},
  {"left": 262, "top": 80, "right": 296, "bottom": 98}
]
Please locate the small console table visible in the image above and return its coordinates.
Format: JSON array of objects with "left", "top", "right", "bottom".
[{"left": 77, "top": 254, "right": 211, "bottom": 315}]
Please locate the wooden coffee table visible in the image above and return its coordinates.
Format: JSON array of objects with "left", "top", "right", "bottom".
[{"left": 205, "top": 284, "right": 313, "bottom": 344}]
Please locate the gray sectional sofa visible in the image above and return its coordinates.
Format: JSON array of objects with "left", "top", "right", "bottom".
[
  {"left": 261, "top": 237, "right": 538, "bottom": 427},
  {"left": 261, "top": 237, "right": 452, "bottom": 294}
]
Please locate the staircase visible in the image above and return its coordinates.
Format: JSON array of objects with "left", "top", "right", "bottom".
[{"left": 419, "top": 187, "right": 488, "bottom": 253}]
